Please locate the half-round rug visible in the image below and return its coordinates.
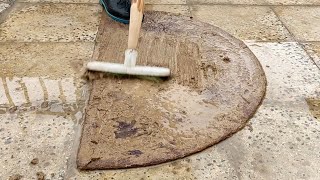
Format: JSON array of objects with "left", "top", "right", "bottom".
[{"left": 77, "top": 11, "right": 267, "bottom": 170}]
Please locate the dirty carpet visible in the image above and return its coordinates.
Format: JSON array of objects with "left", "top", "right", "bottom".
[{"left": 77, "top": 12, "right": 267, "bottom": 170}]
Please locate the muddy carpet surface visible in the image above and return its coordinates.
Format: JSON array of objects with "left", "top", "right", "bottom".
[{"left": 77, "top": 12, "right": 267, "bottom": 170}]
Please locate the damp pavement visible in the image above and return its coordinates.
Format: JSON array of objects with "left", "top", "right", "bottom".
[{"left": 0, "top": 0, "right": 319, "bottom": 179}]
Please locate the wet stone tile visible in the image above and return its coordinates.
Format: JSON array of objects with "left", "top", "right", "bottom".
[
  {"left": 0, "top": 112, "right": 75, "bottom": 180},
  {"left": 145, "top": 0, "right": 187, "bottom": 4},
  {"left": 245, "top": 42, "right": 320, "bottom": 102},
  {"left": 190, "top": 5, "right": 292, "bottom": 41},
  {"left": 206, "top": 100, "right": 320, "bottom": 179},
  {"left": 0, "top": 76, "right": 87, "bottom": 114},
  {"left": 188, "top": 0, "right": 320, "bottom": 5},
  {"left": 302, "top": 42, "right": 320, "bottom": 69},
  {"left": 0, "top": 42, "right": 91, "bottom": 113},
  {"left": 273, "top": 6, "right": 320, "bottom": 41},
  {"left": 19, "top": 0, "right": 98, "bottom": 3},
  {"left": 0, "top": 42, "right": 94, "bottom": 78},
  {"left": 145, "top": 5, "right": 190, "bottom": 15},
  {"left": 265, "top": 0, "right": 320, "bottom": 5},
  {"left": 188, "top": 0, "right": 266, "bottom": 5},
  {"left": 0, "top": 3, "right": 101, "bottom": 42},
  {"left": 17, "top": 0, "right": 186, "bottom": 4}
]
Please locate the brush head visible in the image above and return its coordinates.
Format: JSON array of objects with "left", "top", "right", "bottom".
[
  {"left": 82, "top": 69, "right": 168, "bottom": 83},
  {"left": 86, "top": 61, "right": 170, "bottom": 77},
  {"left": 84, "top": 49, "right": 171, "bottom": 79}
]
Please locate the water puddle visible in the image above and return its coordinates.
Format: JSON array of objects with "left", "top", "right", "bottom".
[{"left": 0, "top": 76, "right": 87, "bottom": 118}]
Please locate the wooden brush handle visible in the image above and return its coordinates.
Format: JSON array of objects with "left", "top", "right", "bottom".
[{"left": 127, "top": 0, "right": 144, "bottom": 49}]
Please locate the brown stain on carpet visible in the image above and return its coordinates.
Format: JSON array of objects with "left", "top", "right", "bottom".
[
  {"left": 114, "top": 120, "right": 138, "bottom": 139},
  {"left": 306, "top": 98, "right": 320, "bottom": 120},
  {"left": 77, "top": 11, "right": 267, "bottom": 170}
]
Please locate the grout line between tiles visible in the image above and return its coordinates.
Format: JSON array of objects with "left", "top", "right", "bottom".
[
  {"left": 299, "top": 43, "right": 320, "bottom": 70},
  {"left": 270, "top": 6, "right": 320, "bottom": 70},
  {"left": 270, "top": 6, "right": 297, "bottom": 42}
]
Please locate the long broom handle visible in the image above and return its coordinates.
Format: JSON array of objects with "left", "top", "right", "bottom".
[{"left": 127, "top": 0, "right": 144, "bottom": 49}]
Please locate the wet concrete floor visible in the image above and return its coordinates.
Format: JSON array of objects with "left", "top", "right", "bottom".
[{"left": 0, "top": 0, "right": 320, "bottom": 179}]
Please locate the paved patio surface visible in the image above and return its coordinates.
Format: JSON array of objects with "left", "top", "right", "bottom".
[{"left": 0, "top": 0, "right": 319, "bottom": 179}]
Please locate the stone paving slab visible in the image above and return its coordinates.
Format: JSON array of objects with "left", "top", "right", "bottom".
[
  {"left": 265, "top": 0, "right": 320, "bottom": 5},
  {"left": 18, "top": 0, "right": 187, "bottom": 4},
  {"left": 273, "top": 6, "right": 320, "bottom": 41},
  {"left": 0, "top": 75, "right": 87, "bottom": 180},
  {"left": 303, "top": 42, "right": 320, "bottom": 69},
  {"left": 19, "top": 0, "right": 98, "bottom": 3},
  {"left": 0, "top": 112, "right": 75, "bottom": 180},
  {"left": 0, "top": 42, "right": 94, "bottom": 78},
  {"left": 188, "top": 0, "right": 266, "bottom": 5},
  {"left": 188, "top": 0, "right": 320, "bottom": 5},
  {"left": 146, "top": 0, "right": 187, "bottom": 4},
  {"left": 146, "top": 4, "right": 190, "bottom": 15},
  {"left": 0, "top": 76, "right": 81, "bottom": 109},
  {"left": 190, "top": 5, "right": 292, "bottom": 41},
  {"left": 0, "top": 3, "right": 101, "bottom": 42},
  {"left": 246, "top": 42, "right": 320, "bottom": 102}
]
